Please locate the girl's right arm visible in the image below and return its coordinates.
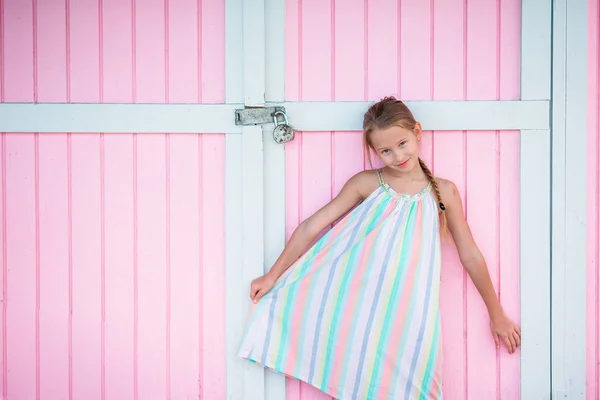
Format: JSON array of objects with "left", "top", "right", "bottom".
[{"left": 249, "top": 171, "right": 370, "bottom": 303}]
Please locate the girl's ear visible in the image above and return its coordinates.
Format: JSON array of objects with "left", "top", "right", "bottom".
[{"left": 414, "top": 122, "right": 423, "bottom": 141}]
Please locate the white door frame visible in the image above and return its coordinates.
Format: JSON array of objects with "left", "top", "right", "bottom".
[{"left": 0, "top": 0, "right": 587, "bottom": 399}]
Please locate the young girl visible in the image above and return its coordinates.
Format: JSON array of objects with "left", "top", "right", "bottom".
[{"left": 238, "top": 97, "right": 520, "bottom": 399}]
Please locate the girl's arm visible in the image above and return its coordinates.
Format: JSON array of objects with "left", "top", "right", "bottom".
[
  {"left": 250, "top": 171, "right": 369, "bottom": 302},
  {"left": 439, "top": 179, "right": 521, "bottom": 354}
]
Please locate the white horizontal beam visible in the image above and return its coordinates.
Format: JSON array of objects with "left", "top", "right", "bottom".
[
  {"left": 0, "top": 100, "right": 549, "bottom": 133},
  {"left": 282, "top": 100, "right": 549, "bottom": 131},
  {"left": 0, "top": 103, "right": 243, "bottom": 133}
]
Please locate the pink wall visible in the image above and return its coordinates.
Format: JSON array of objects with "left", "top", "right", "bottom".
[
  {"left": 0, "top": 1, "right": 226, "bottom": 399},
  {"left": 284, "top": 0, "right": 521, "bottom": 398},
  {"left": 588, "top": 0, "right": 600, "bottom": 397}
]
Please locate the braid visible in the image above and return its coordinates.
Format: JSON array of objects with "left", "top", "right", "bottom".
[{"left": 419, "top": 158, "right": 449, "bottom": 240}]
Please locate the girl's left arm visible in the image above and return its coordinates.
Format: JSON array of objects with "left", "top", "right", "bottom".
[{"left": 439, "top": 179, "right": 521, "bottom": 354}]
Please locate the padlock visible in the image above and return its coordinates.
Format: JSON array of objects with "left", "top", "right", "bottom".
[{"left": 272, "top": 110, "right": 295, "bottom": 144}]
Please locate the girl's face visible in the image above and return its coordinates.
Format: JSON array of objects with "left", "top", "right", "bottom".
[{"left": 369, "top": 122, "right": 422, "bottom": 173}]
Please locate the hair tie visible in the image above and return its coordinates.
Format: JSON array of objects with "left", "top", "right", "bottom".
[{"left": 439, "top": 202, "right": 446, "bottom": 211}]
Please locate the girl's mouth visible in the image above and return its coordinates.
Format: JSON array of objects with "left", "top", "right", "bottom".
[{"left": 396, "top": 159, "right": 409, "bottom": 167}]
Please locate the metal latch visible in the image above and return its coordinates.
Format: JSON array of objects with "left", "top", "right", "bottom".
[{"left": 235, "top": 106, "right": 295, "bottom": 144}]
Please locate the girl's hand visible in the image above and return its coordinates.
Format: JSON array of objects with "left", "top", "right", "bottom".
[
  {"left": 250, "top": 274, "right": 276, "bottom": 304},
  {"left": 490, "top": 313, "right": 521, "bottom": 354}
]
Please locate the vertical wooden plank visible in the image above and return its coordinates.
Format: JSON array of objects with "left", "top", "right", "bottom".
[
  {"left": 101, "top": 0, "right": 133, "bottom": 102},
  {"left": 167, "top": 0, "right": 199, "bottom": 103},
  {"left": 465, "top": 1, "right": 499, "bottom": 397},
  {"left": 225, "top": 132, "right": 244, "bottom": 400},
  {"left": 169, "top": 134, "right": 201, "bottom": 400},
  {"left": 104, "top": 134, "right": 135, "bottom": 400},
  {"left": 167, "top": 0, "right": 201, "bottom": 397},
  {"left": 5, "top": 134, "right": 36, "bottom": 399},
  {"left": 400, "top": 0, "right": 432, "bottom": 100},
  {"left": 68, "top": 0, "right": 100, "bottom": 102},
  {"left": 432, "top": 0, "right": 466, "bottom": 398},
  {"left": 134, "top": 1, "right": 168, "bottom": 395},
  {"left": 134, "top": 0, "right": 165, "bottom": 103},
  {"left": 521, "top": 1, "right": 551, "bottom": 397},
  {"left": 499, "top": 0, "right": 521, "bottom": 396},
  {"left": 433, "top": 0, "right": 464, "bottom": 101},
  {"left": 284, "top": 0, "right": 299, "bottom": 101},
  {"left": 498, "top": 131, "right": 520, "bottom": 399},
  {"left": 465, "top": 132, "right": 499, "bottom": 399},
  {"left": 202, "top": 135, "right": 226, "bottom": 400},
  {"left": 3, "top": 0, "right": 34, "bottom": 101},
  {"left": 366, "top": 0, "right": 397, "bottom": 100},
  {"left": 35, "top": 0, "right": 70, "bottom": 398},
  {"left": 101, "top": 0, "right": 135, "bottom": 397},
  {"left": 36, "top": 0, "right": 67, "bottom": 102},
  {"left": 225, "top": 0, "right": 244, "bottom": 396},
  {"left": 71, "top": 134, "right": 102, "bottom": 400},
  {"left": 38, "top": 134, "right": 70, "bottom": 400},
  {"left": 520, "top": 129, "right": 551, "bottom": 399},
  {"left": 265, "top": 0, "right": 287, "bottom": 397},
  {"left": 0, "top": 134, "right": 5, "bottom": 400},
  {"left": 68, "top": 27, "right": 102, "bottom": 400},
  {"left": 433, "top": 131, "right": 467, "bottom": 399},
  {"left": 136, "top": 134, "right": 167, "bottom": 400},
  {"left": 201, "top": 0, "right": 225, "bottom": 103},
  {"left": 499, "top": 0, "right": 520, "bottom": 100},
  {"left": 560, "top": 0, "right": 588, "bottom": 396},
  {"left": 300, "top": 0, "right": 331, "bottom": 101},
  {"left": 587, "top": 1, "right": 599, "bottom": 398},
  {"left": 334, "top": 0, "right": 364, "bottom": 101}
]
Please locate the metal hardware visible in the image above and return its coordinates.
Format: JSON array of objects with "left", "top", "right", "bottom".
[
  {"left": 272, "top": 110, "right": 295, "bottom": 144},
  {"left": 234, "top": 106, "right": 295, "bottom": 143},
  {"left": 235, "top": 106, "right": 285, "bottom": 126}
]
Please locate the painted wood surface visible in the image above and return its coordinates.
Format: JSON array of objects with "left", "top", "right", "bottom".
[
  {"left": 588, "top": 0, "right": 600, "bottom": 397},
  {"left": 284, "top": 0, "right": 521, "bottom": 398},
  {"left": 0, "top": 1, "right": 226, "bottom": 399}
]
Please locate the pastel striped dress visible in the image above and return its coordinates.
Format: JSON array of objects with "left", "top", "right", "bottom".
[{"left": 238, "top": 169, "right": 443, "bottom": 399}]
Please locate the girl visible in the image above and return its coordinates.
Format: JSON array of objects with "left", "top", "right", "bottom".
[{"left": 238, "top": 97, "right": 520, "bottom": 399}]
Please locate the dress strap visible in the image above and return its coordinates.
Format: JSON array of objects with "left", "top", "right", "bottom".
[{"left": 375, "top": 169, "right": 385, "bottom": 186}]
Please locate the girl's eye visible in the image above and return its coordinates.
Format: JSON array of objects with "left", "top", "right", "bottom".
[
  {"left": 382, "top": 149, "right": 390, "bottom": 154},
  {"left": 400, "top": 141, "right": 407, "bottom": 146}
]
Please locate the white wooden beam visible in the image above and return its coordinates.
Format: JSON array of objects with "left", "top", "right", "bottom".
[
  {"left": 551, "top": 0, "right": 588, "bottom": 398},
  {"left": 520, "top": 0, "right": 552, "bottom": 398},
  {"left": 0, "top": 100, "right": 548, "bottom": 133},
  {"left": 264, "top": 0, "right": 287, "bottom": 398}
]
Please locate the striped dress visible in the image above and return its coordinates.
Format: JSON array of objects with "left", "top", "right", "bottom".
[{"left": 238, "top": 169, "right": 443, "bottom": 400}]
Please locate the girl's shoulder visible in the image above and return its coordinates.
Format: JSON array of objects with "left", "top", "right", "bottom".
[
  {"left": 437, "top": 177, "right": 462, "bottom": 206},
  {"left": 344, "top": 169, "right": 381, "bottom": 199}
]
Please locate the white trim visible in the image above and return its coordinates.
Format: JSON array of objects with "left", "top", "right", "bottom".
[
  {"left": 225, "top": 134, "right": 245, "bottom": 400},
  {"left": 264, "top": 0, "right": 287, "bottom": 398},
  {"left": 0, "top": 100, "right": 548, "bottom": 133},
  {"left": 520, "top": 1, "right": 553, "bottom": 397},
  {"left": 519, "top": 129, "right": 552, "bottom": 399},
  {"left": 551, "top": 0, "right": 588, "bottom": 397},
  {"left": 224, "top": 0, "right": 257, "bottom": 399},
  {"left": 521, "top": 1, "right": 552, "bottom": 100},
  {"left": 282, "top": 100, "right": 549, "bottom": 131},
  {"left": 225, "top": 0, "right": 268, "bottom": 398},
  {"left": 0, "top": 103, "right": 243, "bottom": 133},
  {"left": 241, "top": 126, "right": 267, "bottom": 398}
]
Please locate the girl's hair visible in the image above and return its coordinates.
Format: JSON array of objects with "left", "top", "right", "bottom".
[{"left": 363, "top": 96, "right": 448, "bottom": 238}]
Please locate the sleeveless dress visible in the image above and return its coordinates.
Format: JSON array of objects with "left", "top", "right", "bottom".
[{"left": 238, "top": 169, "right": 443, "bottom": 400}]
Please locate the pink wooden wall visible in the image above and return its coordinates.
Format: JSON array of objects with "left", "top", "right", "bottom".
[
  {"left": 284, "top": 0, "right": 521, "bottom": 399},
  {"left": 588, "top": 0, "right": 600, "bottom": 397},
  {"left": 0, "top": 1, "right": 226, "bottom": 399}
]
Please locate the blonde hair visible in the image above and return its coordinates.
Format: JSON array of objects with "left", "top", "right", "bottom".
[{"left": 363, "top": 96, "right": 448, "bottom": 238}]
